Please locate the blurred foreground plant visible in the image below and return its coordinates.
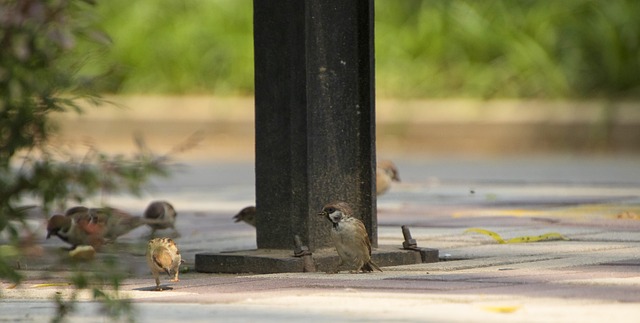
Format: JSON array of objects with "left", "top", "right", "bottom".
[
  {"left": 50, "top": 254, "right": 136, "bottom": 323},
  {"left": 0, "top": 1, "right": 175, "bottom": 321}
]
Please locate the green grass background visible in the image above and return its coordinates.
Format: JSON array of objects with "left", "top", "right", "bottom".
[{"left": 80, "top": 0, "right": 640, "bottom": 99}]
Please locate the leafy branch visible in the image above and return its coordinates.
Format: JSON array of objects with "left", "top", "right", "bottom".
[{"left": 0, "top": 1, "right": 186, "bottom": 321}]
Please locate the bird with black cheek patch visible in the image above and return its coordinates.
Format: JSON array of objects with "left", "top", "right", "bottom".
[
  {"left": 144, "top": 201, "right": 179, "bottom": 237},
  {"left": 318, "top": 201, "right": 382, "bottom": 273}
]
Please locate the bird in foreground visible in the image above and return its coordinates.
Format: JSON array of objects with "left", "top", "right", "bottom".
[
  {"left": 146, "top": 237, "right": 183, "bottom": 291},
  {"left": 144, "top": 201, "right": 179, "bottom": 237},
  {"left": 47, "top": 206, "right": 165, "bottom": 250},
  {"left": 233, "top": 206, "right": 256, "bottom": 227},
  {"left": 318, "top": 201, "right": 382, "bottom": 273},
  {"left": 376, "top": 160, "right": 401, "bottom": 196}
]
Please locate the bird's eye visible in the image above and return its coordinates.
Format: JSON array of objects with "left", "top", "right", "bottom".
[{"left": 326, "top": 207, "right": 335, "bottom": 213}]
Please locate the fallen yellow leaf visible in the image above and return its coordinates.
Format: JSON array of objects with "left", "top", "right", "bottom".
[
  {"left": 482, "top": 305, "right": 522, "bottom": 313},
  {"left": 465, "top": 228, "right": 506, "bottom": 244},
  {"left": 465, "top": 228, "right": 569, "bottom": 244},
  {"left": 31, "top": 283, "right": 71, "bottom": 288},
  {"left": 616, "top": 211, "right": 640, "bottom": 220},
  {"left": 505, "top": 232, "right": 569, "bottom": 243}
]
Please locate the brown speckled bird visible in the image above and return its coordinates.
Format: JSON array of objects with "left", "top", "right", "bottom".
[
  {"left": 376, "top": 160, "right": 401, "bottom": 196},
  {"left": 47, "top": 206, "right": 165, "bottom": 249},
  {"left": 46, "top": 210, "right": 103, "bottom": 250},
  {"left": 146, "top": 237, "right": 183, "bottom": 291},
  {"left": 318, "top": 201, "right": 382, "bottom": 273},
  {"left": 233, "top": 206, "right": 256, "bottom": 227},
  {"left": 144, "top": 201, "right": 179, "bottom": 237}
]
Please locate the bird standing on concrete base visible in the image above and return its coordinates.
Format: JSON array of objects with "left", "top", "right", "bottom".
[{"left": 318, "top": 201, "right": 382, "bottom": 273}]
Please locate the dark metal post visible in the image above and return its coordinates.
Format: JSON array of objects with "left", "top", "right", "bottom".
[
  {"left": 253, "top": 0, "right": 376, "bottom": 251},
  {"left": 197, "top": 0, "right": 433, "bottom": 273}
]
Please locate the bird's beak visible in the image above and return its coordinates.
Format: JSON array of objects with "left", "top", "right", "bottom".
[
  {"left": 232, "top": 215, "right": 241, "bottom": 223},
  {"left": 317, "top": 211, "right": 327, "bottom": 217}
]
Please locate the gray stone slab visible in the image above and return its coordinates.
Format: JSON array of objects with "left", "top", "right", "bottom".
[{"left": 195, "top": 246, "right": 432, "bottom": 274}]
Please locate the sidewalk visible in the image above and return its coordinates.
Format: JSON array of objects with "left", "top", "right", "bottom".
[{"left": 2, "top": 156, "right": 640, "bottom": 322}]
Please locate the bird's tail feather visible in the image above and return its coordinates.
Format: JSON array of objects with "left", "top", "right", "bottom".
[{"left": 363, "top": 260, "right": 382, "bottom": 272}]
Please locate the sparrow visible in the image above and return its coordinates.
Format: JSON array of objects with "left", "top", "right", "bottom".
[
  {"left": 47, "top": 206, "right": 165, "bottom": 249},
  {"left": 233, "top": 206, "right": 256, "bottom": 227},
  {"left": 318, "top": 201, "right": 382, "bottom": 273},
  {"left": 46, "top": 209, "right": 106, "bottom": 250},
  {"left": 376, "top": 160, "right": 401, "bottom": 196},
  {"left": 146, "top": 237, "right": 183, "bottom": 291},
  {"left": 144, "top": 201, "right": 179, "bottom": 237}
]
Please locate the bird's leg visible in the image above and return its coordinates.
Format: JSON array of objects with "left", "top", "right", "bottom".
[
  {"left": 347, "top": 258, "right": 363, "bottom": 274},
  {"left": 353, "top": 261, "right": 366, "bottom": 274},
  {"left": 171, "top": 270, "right": 180, "bottom": 282},
  {"left": 327, "top": 258, "right": 344, "bottom": 274}
]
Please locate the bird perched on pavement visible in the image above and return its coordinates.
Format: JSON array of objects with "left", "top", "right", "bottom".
[
  {"left": 47, "top": 206, "right": 164, "bottom": 249},
  {"left": 233, "top": 206, "right": 256, "bottom": 227},
  {"left": 146, "top": 237, "right": 183, "bottom": 291},
  {"left": 318, "top": 201, "right": 382, "bottom": 273},
  {"left": 46, "top": 210, "right": 103, "bottom": 250},
  {"left": 376, "top": 160, "right": 400, "bottom": 196},
  {"left": 144, "top": 201, "right": 179, "bottom": 237}
]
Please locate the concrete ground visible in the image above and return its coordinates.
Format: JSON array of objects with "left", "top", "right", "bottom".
[
  {"left": 2, "top": 156, "right": 640, "bottom": 322},
  {"left": 4, "top": 96, "right": 640, "bottom": 321}
]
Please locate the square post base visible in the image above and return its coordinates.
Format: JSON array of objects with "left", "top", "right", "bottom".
[{"left": 195, "top": 246, "right": 438, "bottom": 274}]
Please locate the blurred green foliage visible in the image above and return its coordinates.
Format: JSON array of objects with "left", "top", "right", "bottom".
[
  {"left": 0, "top": 1, "right": 171, "bottom": 321},
  {"left": 82, "top": 0, "right": 640, "bottom": 99},
  {"left": 81, "top": 0, "right": 254, "bottom": 95},
  {"left": 376, "top": 0, "right": 640, "bottom": 98}
]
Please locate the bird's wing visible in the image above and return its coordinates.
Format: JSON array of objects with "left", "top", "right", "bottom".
[{"left": 354, "top": 219, "right": 372, "bottom": 256}]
